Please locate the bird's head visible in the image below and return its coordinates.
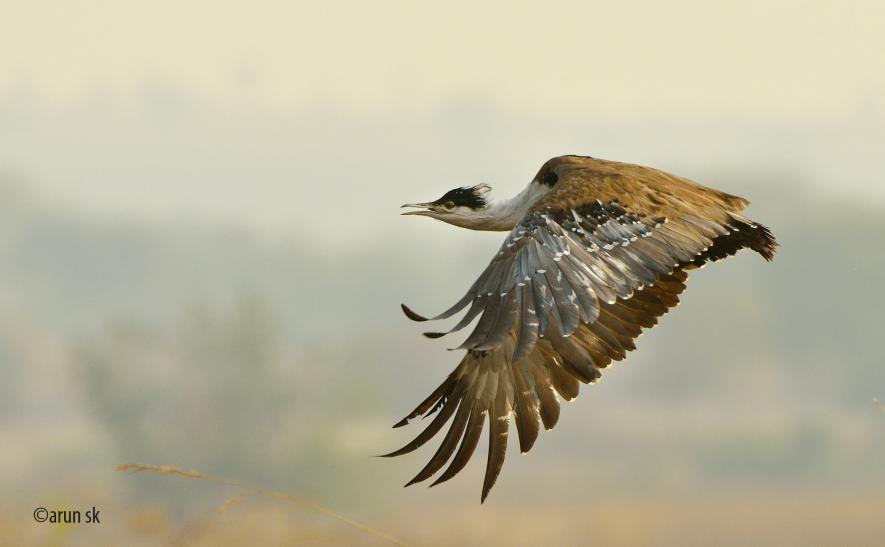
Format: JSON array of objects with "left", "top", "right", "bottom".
[{"left": 401, "top": 184, "right": 493, "bottom": 229}]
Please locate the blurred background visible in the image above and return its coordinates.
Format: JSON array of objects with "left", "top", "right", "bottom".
[{"left": 2, "top": 1, "right": 884, "bottom": 545}]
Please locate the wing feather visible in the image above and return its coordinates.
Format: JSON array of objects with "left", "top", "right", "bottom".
[
  {"left": 405, "top": 396, "right": 472, "bottom": 486},
  {"left": 513, "top": 283, "right": 540, "bottom": 362},
  {"left": 430, "top": 402, "right": 485, "bottom": 487},
  {"left": 482, "top": 390, "right": 511, "bottom": 502}
]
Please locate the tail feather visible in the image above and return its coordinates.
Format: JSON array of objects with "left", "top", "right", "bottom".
[{"left": 690, "top": 213, "right": 777, "bottom": 266}]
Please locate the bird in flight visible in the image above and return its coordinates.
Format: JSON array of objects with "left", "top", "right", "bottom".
[{"left": 387, "top": 155, "right": 777, "bottom": 502}]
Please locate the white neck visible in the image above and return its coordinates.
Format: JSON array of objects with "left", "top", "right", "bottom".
[{"left": 458, "top": 182, "right": 549, "bottom": 231}]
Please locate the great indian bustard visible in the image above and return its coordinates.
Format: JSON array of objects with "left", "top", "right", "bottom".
[{"left": 387, "top": 155, "right": 777, "bottom": 502}]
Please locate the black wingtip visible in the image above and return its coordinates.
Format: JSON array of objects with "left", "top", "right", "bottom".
[
  {"left": 423, "top": 331, "right": 447, "bottom": 339},
  {"left": 401, "top": 303, "right": 429, "bottom": 322},
  {"left": 392, "top": 417, "right": 410, "bottom": 428},
  {"left": 379, "top": 446, "right": 409, "bottom": 458}
]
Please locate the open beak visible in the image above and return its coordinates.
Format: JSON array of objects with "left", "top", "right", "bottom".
[{"left": 400, "top": 202, "right": 437, "bottom": 216}]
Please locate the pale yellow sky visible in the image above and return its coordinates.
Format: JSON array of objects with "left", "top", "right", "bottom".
[
  {"left": 2, "top": 0, "right": 884, "bottom": 237},
  {"left": 2, "top": 0, "right": 883, "bottom": 117}
]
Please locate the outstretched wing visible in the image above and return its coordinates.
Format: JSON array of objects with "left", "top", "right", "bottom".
[{"left": 387, "top": 156, "right": 777, "bottom": 502}]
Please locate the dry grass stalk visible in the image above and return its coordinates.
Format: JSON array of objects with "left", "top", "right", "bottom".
[
  {"left": 115, "top": 463, "right": 408, "bottom": 546},
  {"left": 217, "top": 493, "right": 247, "bottom": 514}
]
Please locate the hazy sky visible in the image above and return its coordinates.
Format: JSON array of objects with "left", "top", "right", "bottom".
[
  {"left": 3, "top": 1, "right": 883, "bottom": 116},
  {"left": 1, "top": 1, "right": 883, "bottom": 237}
]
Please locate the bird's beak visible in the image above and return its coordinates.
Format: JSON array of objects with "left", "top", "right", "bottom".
[{"left": 400, "top": 202, "right": 437, "bottom": 216}]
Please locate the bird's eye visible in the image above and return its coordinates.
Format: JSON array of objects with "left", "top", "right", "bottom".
[{"left": 443, "top": 201, "right": 456, "bottom": 210}]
